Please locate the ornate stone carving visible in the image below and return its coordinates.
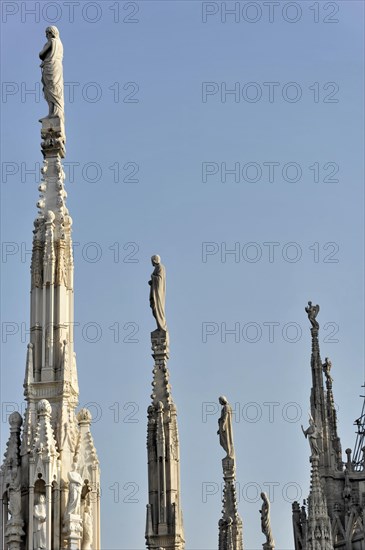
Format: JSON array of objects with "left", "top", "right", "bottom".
[
  {"left": 31, "top": 241, "right": 44, "bottom": 288},
  {"left": 56, "top": 241, "right": 68, "bottom": 286}
]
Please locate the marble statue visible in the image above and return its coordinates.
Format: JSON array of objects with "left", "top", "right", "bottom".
[
  {"left": 33, "top": 494, "right": 47, "bottom": 549},
  {"left": 39, "top": 26, "right": 64, "bottom": 120},
  {"left": 260, "top": 492, "right": 275, "bottom": 547},
  {"left": 302, "top": 414, "right": 320, "bottom": 457},
  {"left": 149, "top": 255, "right": 167, "bottom": 332},
  {"left": 8, "top": 485, "right": 22, "bottom": 521},
  {"left": 66, "top": 468, "right": 83, "bottom": 515},
  {"left": 305, "top": 301, "right": 320, "bottom": 330},
  {"left": 323, "top": 357, "right": 333, "bottom": 383},
  {"left": 217, "top": 396, "right": 235, "bottom": 459},
  {"left": 82, "top": 502, "right": 93, "bottom": 550}
]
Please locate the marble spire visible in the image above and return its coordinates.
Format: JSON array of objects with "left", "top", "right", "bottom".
[
  {"left": 0, "top": 28, "right": 100, "bottom": 550},
  {"left": 145, "top": 256, "right": 185, "bottom": 550},
  {"left": 217, "top": 396, "right": 243, "bottom": 550},
  {"left": 306, "top": 456, "right": 334, "bottom": 550},
  {"left": 293, "top": 293, "right": 365, "bottom": 550}
]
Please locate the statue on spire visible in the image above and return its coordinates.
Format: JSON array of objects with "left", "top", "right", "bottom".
[
  {"left": 39, "top": 26, "right": 64, "bottom": 121},
  {"left": 260, "top": 492, "right": 275, "bottom": 549},
  {"left": 149, "top": 255, "right": 167, "bottom": 333},
  {"left": 217, "top": 396, "right": 235, "bottom": 459},
  {"left": 323, "top": 357, "right": 333, "bottom": 383},
  {"left": 302, "top": 414, "right": 320, "bottom": 457},
  {"left": 305, "top": 301, "right": 320, "bottom": 330}
]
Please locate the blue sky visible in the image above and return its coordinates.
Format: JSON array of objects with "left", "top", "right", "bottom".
[{"left": 1, "top": 1, "right": 364, "bottom": 548}]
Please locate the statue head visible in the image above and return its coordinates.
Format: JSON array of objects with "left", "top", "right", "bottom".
[
  {"left": 46, "top": 26, "right": 60, "bottom": 39},
  {"left": 39, "top": 494, "right": 46, "bottom": 504},
  {"left": 151, "top": 254, "right": 160, "bottom": 266},
  {"left": 219, "top": 395, "right": 228, "bottom": 405}
]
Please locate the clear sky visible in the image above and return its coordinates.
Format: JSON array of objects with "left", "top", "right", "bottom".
[{"left": 1, "top": 1, "right": 364, "bottom": 548}]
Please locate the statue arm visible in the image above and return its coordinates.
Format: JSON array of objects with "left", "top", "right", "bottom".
[{"left": 34, "top": 506, "right": 46, "bottom": 521}]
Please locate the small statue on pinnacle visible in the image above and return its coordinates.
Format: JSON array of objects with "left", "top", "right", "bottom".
[
  {"left": 323, "top": 357, "right": 333, "bottom": 383},
  {"left": 301, "top": 414, "right": 320, "bottom": 457},
  {"left": 39, "top": 26, "right": 64, "bottom": 121},
  {"left": 217, "top": 396, "right": 235, "bottom": 459},
  {"left": 149, "top": 255, "right": 167, "bottom": 333},
  {"left": 260, "top": 492, "right": 275, "bottom": 549},
  {"left": 305, "top": 301, "right": 320, "bottom": 330}
]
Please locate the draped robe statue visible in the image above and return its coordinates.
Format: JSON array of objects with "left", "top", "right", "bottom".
[
  {"left": 217, "top": 396, "right": 235, "bottom": 459},
  {"left": 301, "top": 414, "right": 320, "bottom": 457},
  {"left": 149, "top": 255, "right": 167, "bottom": 332},
  {"left": 305, "top": 301, "right": 320, "bottom": 330},
  {"left": 33, "top": 494, "right": 47, "bottom": 549},
  {"left": 39, "top": 26, "right": 64, "bottom": 120},
  {"left": 82, "top": 502, "right": 93, "bottom": 550},
  {"left": 65, "top": 469, "right": 83, "bottom": 516},
  {"left": 260, "top": 492, "right": 275, "bottom": 547}
]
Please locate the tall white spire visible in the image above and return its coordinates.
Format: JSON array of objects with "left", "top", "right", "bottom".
[
  {"left": 0, "top": 27, "right": 100, "bottom": 550},
  {"left": 145, "top": 256, "right": 185, "bottom": 550},
  {"left": 217, "top": 396, "right": 243, "bottom": 550}
]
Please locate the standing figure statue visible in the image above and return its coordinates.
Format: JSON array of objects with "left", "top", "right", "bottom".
[
  {"left": 323, "top": 357, "right": 333, "bottom": 383},
  {"left": 65, "top": 468, "right": 83, "bottom": 516},
  {"left": 8, "top": 484, "right": 22, "bottom": 521},
  {"left": 148, "top": 255, "right": 167, "bottom": 332},
  {"left": 217, "top": 396, "right": 235, "bottom": 459},
  {"left": 39, "top": 26, "right": 64, "bottom": 121},
  {"left": 302, "top": 414, "right": 320, "bottom": 457},
  {"left": 260, "top": 492, "right": 275, "bottom": 548},
  {"left": 82, "top": 501, "right": 93, "bottom": 550},
  {"left": 33, "top": 494, "right": 47, "bottom": 549},
  {"left": 305, "top": 301, "right": 320, "bottom": 330}
]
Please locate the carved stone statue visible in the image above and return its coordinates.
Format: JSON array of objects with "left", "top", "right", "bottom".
[
  {"left": 217, "top": 396, "right": 234, "bottom": 459},
  {"left": 322, "top": 357, "right": 333, "bottom": 383},
  {"left": 260, "top": 492, "right": 275, "bottom": 548},
  {"left": 8, "top": 485, "right": 22, "bottom": 521},
  {"left": 305, "top": 301, "right": 320, "bottom": 330},
  {"left": 65, "top": 468, "right": 83, "bottom": 516},
  {"left": 81, "top": 501, "right": 93, "bottom": 550},
  {"left": 301, "top": 414, "right": 320, "bottom": 457},
  {"left": 33, "top": 494, "right": 47, "bottom": 549},
  {"left": 39, "top": 26, "right": 64, "bottom": 121},
  {"left": 148, "top": 255, "right": 167, "bottom": 332}
]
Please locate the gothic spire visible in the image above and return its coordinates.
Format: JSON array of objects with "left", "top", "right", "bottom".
[
  {"left": 304, "top": 301, "right": 342, "bottom": 473},
  {"left": 146, "top": 256, "right": 185, "bottom": 550},
  {"left": 0, "top": 28, "right": 100, "bottom": 550},
  {"left": 217, "top": 396, "right": 244, "bottom": 550},
  {"left": 306, "top": 456, "right": 334, "bottom": 549}
]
